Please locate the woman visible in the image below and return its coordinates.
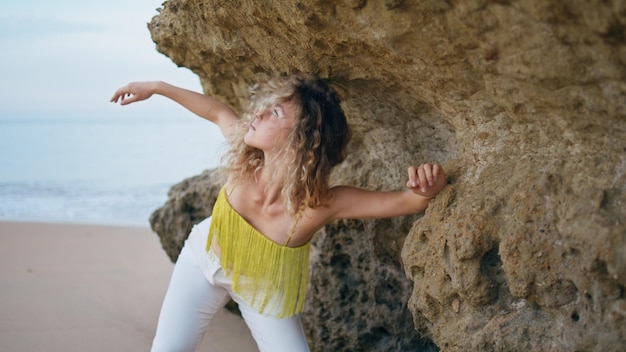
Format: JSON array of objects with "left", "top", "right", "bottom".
[{"left": 111, "top": 73, "right": 446, "bottom": 352}]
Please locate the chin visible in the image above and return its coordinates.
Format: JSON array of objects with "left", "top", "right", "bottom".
[{"left": 243, "top": 138, "right": 260, "bottom": 150}]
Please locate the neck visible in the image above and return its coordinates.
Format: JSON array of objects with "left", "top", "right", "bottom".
[{"left": 254, "top": 154, "right": 289, "bottom": 205}]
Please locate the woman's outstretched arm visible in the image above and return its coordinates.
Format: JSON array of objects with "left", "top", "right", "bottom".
[
  {"left": 328, "top": 163, "right": 446, "bottom": 220},
  {"left": 110, "top": 81, "right": 240, "bottom": 140}
]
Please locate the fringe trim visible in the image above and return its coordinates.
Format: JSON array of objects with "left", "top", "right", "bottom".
[{"left": 207, "top": 187, "right": 310, "bottom": 318}]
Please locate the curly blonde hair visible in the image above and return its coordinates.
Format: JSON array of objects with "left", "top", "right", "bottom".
[{"left": 223, "top": 73, "right": 351, "bottom": 218}]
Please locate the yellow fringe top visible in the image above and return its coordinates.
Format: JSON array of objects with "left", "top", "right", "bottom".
[{"left": 206, "top": 187, "right": 311, "bottom": 318}]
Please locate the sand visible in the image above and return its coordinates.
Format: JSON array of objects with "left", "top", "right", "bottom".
[{"left": 0, "top": 221, "right": 258, "bottom": 352}]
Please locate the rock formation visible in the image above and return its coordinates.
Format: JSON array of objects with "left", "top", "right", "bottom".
[{"left": 148, "top": 1, "right": 626, "bottom": 350}]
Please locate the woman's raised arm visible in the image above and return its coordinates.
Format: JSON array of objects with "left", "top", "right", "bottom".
[{"left": 110, "top": 81, "right": 240, "bottom": 140}]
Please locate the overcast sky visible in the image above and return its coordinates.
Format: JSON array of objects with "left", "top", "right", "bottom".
[{"left": 0, "top": 0, "right": 202, "bottom": 119}]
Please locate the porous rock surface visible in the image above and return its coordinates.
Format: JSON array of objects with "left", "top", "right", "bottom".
[{"left": 147, "top": 1, "right": 626, "bottom": 351}]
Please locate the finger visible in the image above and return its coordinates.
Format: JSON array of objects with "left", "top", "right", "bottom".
[
  {"left": 432, "top": 164, "right": 440, "bottom": 181},
  {"left": 407, "top": 166, "right": 418, "bottom": 188},
  {"left": 110, "top": 92, "right": 122, "bottom": 103},
  {"left": 120, "top": 94, "right": 138, "bottom": 105},
  {"left": 417, "top": 164, "right": 427, "bottom": 192},
  {"left": 423, "top": 164, "right": 434, "bottom": 186},
  {"left": 110, "top": 87, "right": 129, "bottom": 103}
]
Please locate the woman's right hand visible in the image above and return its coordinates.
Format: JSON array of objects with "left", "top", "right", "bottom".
[{"left": 110, "top": 81, "right": 159, "bottom": 105}]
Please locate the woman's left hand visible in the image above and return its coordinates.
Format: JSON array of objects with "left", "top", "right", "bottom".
[{"left": 406, "top": 163, "right": 446, "bottom": 199}]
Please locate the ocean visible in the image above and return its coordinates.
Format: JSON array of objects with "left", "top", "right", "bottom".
[{"left": 0, "top": 114, "right": 226, "bottom": 227}]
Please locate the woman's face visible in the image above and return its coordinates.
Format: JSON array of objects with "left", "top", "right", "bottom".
[{"left": 243, "top": 99, "right": 298, "bottom": 152}]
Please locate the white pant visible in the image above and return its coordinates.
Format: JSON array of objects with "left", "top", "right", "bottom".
[{"left": 151, "top": 218, "right": 310, "bottom": 352}]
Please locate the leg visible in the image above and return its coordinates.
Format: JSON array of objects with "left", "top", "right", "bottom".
[
  {"left": 151, "top": 248, "right": 231, "bottom": 352},
  {"left": 232, "top": 293, "right": 310, "bottom": 352}
]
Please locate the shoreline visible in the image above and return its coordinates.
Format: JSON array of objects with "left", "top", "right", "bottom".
[
  {"left": 0, "top": 218, "right": 152, "bottom": 229},
  {"left": 0, "top": 221, "right": 257, "bottom": 352}
]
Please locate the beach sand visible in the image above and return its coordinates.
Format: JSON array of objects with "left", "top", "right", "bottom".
[{"left": 0, "top": 221, "right": 257, "bottom": 352}]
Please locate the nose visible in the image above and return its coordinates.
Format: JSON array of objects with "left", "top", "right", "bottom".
[{"left": 251, "top": 115, "right": 261, "bottom": 129}]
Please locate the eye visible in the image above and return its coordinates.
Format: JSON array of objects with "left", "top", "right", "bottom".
[{"left": 272, "top": 105, "right": 285, "bottom": 118}]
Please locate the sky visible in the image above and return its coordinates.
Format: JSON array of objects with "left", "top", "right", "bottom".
[
  {"left": 0, "top": 1, "right": 226, "bottom": 225},
  {"left": 0, "top": 0, "right": 202, "bottom": 120}
]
